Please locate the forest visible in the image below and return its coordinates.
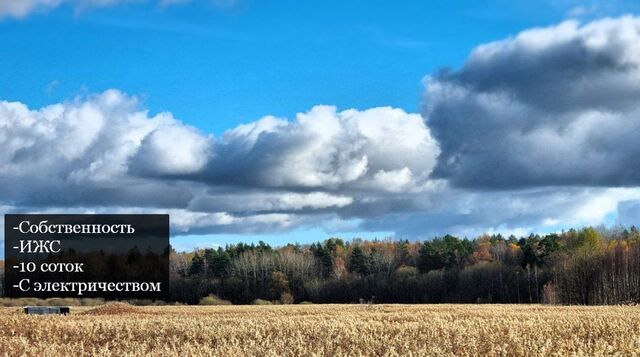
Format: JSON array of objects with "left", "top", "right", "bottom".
[
  {"left": 2, "top": 225, "right": 640, "bottom": 305},
  {"left": 168, "top": 226, "right": 640, "bottom": 305}
]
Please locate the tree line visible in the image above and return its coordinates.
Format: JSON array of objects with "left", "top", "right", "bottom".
[
  {"left": 169, "top": 226, "right": 640, "bottom": 305},
  {"left": 2, "top": 225, "right": 640, "bottom": 305}
]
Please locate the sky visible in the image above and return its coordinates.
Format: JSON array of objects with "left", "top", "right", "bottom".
[{"left": 2, "top": 0, "right": 640, "bottom": 254}]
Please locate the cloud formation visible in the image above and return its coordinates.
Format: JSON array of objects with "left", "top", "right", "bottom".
[
  {"left": 0, "top": 90, "right": 195, "bottom": 208},
  {"left": 425, "top": 16, "right": 640, "bottom": 189},
  {"left": 0, "top": 90, "right": 443, "bottom": 235},
  {"left": 0, "top": 0, "right": 128, "bottom": 18},
  {"left": 3, "top": 16, "right": 640, "bottom": 241},
  {"left": 0, "top": 0, "right": 235, "bottom": 19},
  {"left": 362, "top": 187, "right": 640, "bottom": 238},
  {"left": 0, "top": 0, "right": 60, "bottom": 19},
  {"left": 136, "top": 105, "right": 440, "bottom": 193}
]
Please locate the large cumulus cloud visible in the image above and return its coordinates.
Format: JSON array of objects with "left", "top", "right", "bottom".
[
  {"left": 0, "top": 90, "right": 442, "bottom": 235},
  {"left": 135, "top": 105, "right": 440, "bottom": 193},
  {"left": 0, "top": 89, "right": 196, "bottom": 208},
  {"left": 425, "top": 16, "right": 640, "bottom": 189}
]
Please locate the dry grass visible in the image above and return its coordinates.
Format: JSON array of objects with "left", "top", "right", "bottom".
[
  {"left": 79, "top": 302, "right": 150, "bottom": 316},
  {"left": 1, "top": 304, "right": 639, "bottom": 356}
]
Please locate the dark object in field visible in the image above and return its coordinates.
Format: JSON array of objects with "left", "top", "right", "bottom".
[{"left": 23, "top": 306, "right": 70, "bottom": 315}]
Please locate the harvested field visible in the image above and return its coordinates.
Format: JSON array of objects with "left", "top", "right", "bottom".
[
  {"left": 1, "top": 304, "right": 639, "bottom": 356},
  {"left": 80, "top": 302, "right": 149, "bottom": 316}
]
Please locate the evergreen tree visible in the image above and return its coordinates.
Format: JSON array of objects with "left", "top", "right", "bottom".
[{"left": 350, "top": 246, "right": 369, "bottom": 275}]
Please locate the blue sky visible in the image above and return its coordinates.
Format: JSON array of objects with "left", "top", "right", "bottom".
[
  {"left": 2, "top": 0, "right": 640, "bottom": 254},
  {"left": 4, "top": 0, "right": 632, "bottom": 132}
]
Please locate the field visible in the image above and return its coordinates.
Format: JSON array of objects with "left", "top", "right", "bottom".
[{"left": 1, "top": 304, "right": 639, "bottom": 356}]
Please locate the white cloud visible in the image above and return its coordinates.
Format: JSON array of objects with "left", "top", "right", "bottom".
[
  {"left": 132, "top": 124, "right": 211, "bottom": 175},
  {"left": 568, "top": 5, "right": 598, "bottom": 18},
  {"left": 0, "top": 89, "right": 442, "bottom": 237},
  {"left": 572, "top": 188, "right": 640, "bottom": 223},
  {"left": 0, "top": 0, "right": 62, "bottom": 18},
  {"left": 0, "top": 0, "right": 236, "bottom": 19},
  {"left": 0, "top": 0, "right": 136, "bottom": 18},
  {"left": 196, "top": 105, "right": 441, "bottom": 192},
  {"left": 370, "top": 168, "right": 413, "bottom": 193},
  {"left": 187, "top": 191, "right": 353, "bottom": 213},
  {"left": 0, "top": 90, "right": 194, "bottom": 204}
]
